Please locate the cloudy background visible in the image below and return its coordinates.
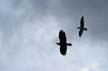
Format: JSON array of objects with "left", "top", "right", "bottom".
[{"left": 0, "top": 0, "right": 108, "bottom": 71}]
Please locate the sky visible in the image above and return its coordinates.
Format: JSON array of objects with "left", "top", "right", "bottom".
[{"left": 0, "top": 0, "right": 108, "bottom": 71}]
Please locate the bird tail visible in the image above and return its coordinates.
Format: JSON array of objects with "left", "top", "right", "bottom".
[
  {"left": 66, "top": 43, "right": 72, "bottom": 46},
  {"left": 84, "top": 28, "right": 87, "bottom": 31},
  {"left": 56, "top": 43, "right": 60, "bottom": 45},
  {"left": 77, "top": 27, "right": 80, "bottom": 29}
]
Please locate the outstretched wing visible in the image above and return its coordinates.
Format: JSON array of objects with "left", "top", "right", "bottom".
[
  {"left": 59, "top": 30, "right": 66, "bottom": 43},
  {"left": 79, "top": 29, "right": 83, "bottom": 37},
  {"left": 58, "top": 30, "right": 68, "bottom": 55},
  {"left": 80, "top": 16, "right": 84, "bottom": 27},
  {"left": 60, "top": 46, "right": 67, "bottom": 55}
]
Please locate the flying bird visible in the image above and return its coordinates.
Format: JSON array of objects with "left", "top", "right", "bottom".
[
  {"left": 56, "top": 30, "right": 72, "bottom": 55},
  {"left": 77, "top": 16, "right": 87, "bottom": 37}
]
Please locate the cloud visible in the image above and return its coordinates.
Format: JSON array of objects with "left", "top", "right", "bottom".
[{"left": 0, "top": 0, "right": 108, "bottom": 71}]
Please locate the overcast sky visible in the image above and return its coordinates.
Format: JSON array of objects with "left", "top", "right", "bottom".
[{"left": 0, "top": 0, "right": 108, "bottom": 71}]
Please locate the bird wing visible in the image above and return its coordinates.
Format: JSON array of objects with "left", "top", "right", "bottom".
[
  {"left": 79, "top": 29, "right": 83, "bottom": 37},
  {"left": 80, "top": 16, "right": 84, "bottom": 27},
  {"left": 60, "top": 46, "right": 67, "bottom": 55},
  {"left": 59, "top": 30, "right": 66, "bottom": 43}
]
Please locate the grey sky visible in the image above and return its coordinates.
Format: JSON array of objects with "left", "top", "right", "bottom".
[{"left": 0, "top": 0, "right": 108, "bottom": 71}]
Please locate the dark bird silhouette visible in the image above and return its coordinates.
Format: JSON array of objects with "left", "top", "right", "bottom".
[
  {"left": 56, "top": 30, "right": 72, "bottom": 55},
  {"left": 77, "top": 16, "right": 87, "bottom": 37}
]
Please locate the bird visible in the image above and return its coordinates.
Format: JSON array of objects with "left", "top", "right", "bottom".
[
  {"left": 56, "top": 30, "right": 72, "bottom": 55},
  {"left": 77, "top": 16, "right": 87, "bottom": 37}
]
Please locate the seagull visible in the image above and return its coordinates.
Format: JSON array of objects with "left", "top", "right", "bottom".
[
  {"left": 56, "top": 30, "right": 72, "bottom": 55},
  {"left": 77, "top": 16, "right": 87, "bottom": 37}
]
